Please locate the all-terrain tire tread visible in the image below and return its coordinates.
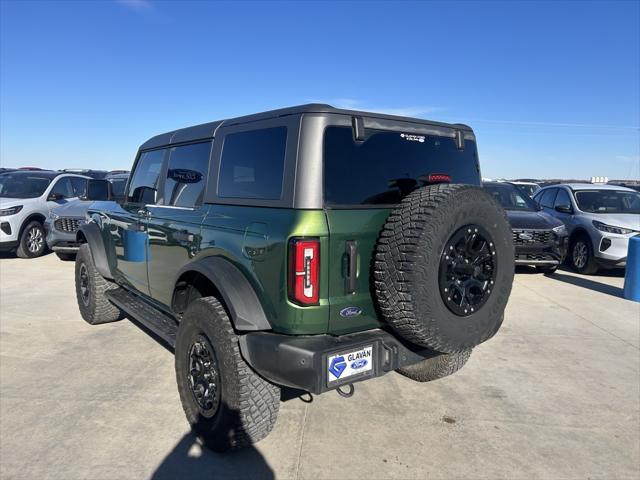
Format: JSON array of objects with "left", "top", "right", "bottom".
[
  {"left": 75, "top": 244, "right": 123, "bottom": 324},
  {"left": 175, "top": 297, "right": 280, "bottom": 451},
  {"left": 397, "top": 350, "right": 472, "bottom": 382},
  {"left": 374, "top": 184, "right": 513, "bottom": 352}
]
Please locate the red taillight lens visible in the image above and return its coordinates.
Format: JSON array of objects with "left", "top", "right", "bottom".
[
  {"left": 288, "top": 238, "right": 320, "bottom": 305},
  {"left": 427, "top": 173, "right": 451, "bottom": 184}
]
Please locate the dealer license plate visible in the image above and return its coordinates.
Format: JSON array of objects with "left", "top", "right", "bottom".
[{"left": 327, "top": 345, "right": 373, "bottom": 383}]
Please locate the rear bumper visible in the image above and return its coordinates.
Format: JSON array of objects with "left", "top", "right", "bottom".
[{"left": 239, "top": 329, "right": 438, "bottom": 394}]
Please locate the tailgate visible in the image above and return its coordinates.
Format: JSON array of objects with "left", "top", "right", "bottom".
[{"left": 325, "top": 209, "right": 392, "bottom": 335}]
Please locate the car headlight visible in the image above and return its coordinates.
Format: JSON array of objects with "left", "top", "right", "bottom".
[
  {"left": 0, "top": 205, "right": 23, "bottom": 217},
  {"left": 552, "top": 224, "right": 567, "bottom": 235},
  {"left": 592, "top": 220, "right": 636, "bottom": 235}
]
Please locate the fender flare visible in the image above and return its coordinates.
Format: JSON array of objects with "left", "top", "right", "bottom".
[
  {"left": 77, "top": 222, "right": 115, "bottom": 280},
  {"left": 175, "top": 257, "right": 271, "bottom": 331}
]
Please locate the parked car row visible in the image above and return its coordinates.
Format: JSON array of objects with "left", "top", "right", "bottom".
[{"left": 0, "top": 170, "right": 128, "bottom": 259}]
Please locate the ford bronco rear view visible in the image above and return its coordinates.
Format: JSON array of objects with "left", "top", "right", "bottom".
[{"left": 74, "top": 104, "right": 514, "bottom": 451}]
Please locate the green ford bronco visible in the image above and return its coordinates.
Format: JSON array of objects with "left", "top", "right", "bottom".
[{"left": 74, "top": 104, "right": 514, "bottom": 451}]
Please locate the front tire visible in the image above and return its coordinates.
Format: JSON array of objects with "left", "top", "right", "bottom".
[
  {"left": 570, "top": 234, "right": 598, "bottom": 275},
  {"left": 75, "top": 244, "right": 123, "bottom": 324},
  {"left": 16, "top": 221, "right": 46, "bottom": 258},
  {"left": 175, "top": 297, "right": 280, "bottom": 452},
  {"left": 397, "top": 350, "right": 471, "bottom": 382}
]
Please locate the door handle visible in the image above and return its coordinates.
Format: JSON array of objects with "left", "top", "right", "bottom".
[{"left": 345, "top": 241, "right": 358, "bottom": 294}]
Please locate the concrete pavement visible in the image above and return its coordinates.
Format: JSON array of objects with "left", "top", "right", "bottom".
[{"left": 0, "top": 254, "right": 638, "bottom": 479}]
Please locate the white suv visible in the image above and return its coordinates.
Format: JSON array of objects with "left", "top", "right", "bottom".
[{"left": 0, "top": 171, "right": 89, "bottom": 258}]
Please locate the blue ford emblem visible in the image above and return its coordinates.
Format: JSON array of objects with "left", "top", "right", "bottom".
[
  {"left": 351, "top": 359, "right": 368, "bottom": 369},
  {"left": 340, "top": 306, "right": 362, "bottom": 318}
]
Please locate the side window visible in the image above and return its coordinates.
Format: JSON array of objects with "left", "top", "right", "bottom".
[
  {"left": 127, "top": 149, "right": 165, "bottom": 204},
  {"left": 163, "top": 142, "right": 211, "bottom": 208},
  {"left": 49, "top": 178, "right": 74, "bottom": 198},
  {"left": 539, "top": 188, "right": 558, "bottom": 208},
  {"left": 554, "top": 188, "right": 571, "bottom": 208},
  {"left": 218, "top": 127, "right": 287, "bottom": 200},
  {"left": 70, "top": 177, "right": 87, "bottom": 197}
]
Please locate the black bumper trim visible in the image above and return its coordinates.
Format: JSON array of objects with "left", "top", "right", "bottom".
[{"left": 239, "top": 329, "right": 439, "bottom": 394}]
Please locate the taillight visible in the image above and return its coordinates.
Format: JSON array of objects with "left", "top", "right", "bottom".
[
  {"left": 288, "top": 238, "right": 320, "bottom": 305},
  {"left": 427, "top": 173, "right": 451, "bottom": 184}
]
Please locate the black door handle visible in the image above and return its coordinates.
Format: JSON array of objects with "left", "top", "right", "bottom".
[{"left": 345, "top": 241, "right": 358, "bottom": 294}]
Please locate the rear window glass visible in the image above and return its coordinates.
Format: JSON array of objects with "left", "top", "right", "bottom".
[
  {"left": 323, "top": 127, "right": 480, "bottom": 206},
  {"left": 218, "top": 127, "right": 287, "bottom": 200}
]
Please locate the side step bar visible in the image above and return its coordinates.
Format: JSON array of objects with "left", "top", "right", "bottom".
[{"left": 106, "top": 288, "right": 178, "bottom": 347}]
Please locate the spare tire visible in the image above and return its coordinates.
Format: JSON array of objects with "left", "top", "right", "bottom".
[{"left": 374, "top": 184, "right": 514, "bottom": 353}]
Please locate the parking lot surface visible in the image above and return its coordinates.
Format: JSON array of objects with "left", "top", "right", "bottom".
[{"left": 0, "top": 253, "right": 638, "bottom": 480}]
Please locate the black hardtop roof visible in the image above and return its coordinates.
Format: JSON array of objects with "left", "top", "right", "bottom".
[{"left": 139, "top": 103, "right": 474, "bottom": 151}]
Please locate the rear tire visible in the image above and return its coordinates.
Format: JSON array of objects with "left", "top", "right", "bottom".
[
  {"left": 570, "top": 234, "right": 598, "bottom": 275},
  {"left": 56, "top": 252, "right": 76, "bottom": 261},
  {"left": 175, "top": 297, "right": 280, "bottom": 452},
  {"left": 16, "top": 221, "right": 46, "bottom": 258},
  {"left": 75, "top": 244, "right": 123, "bottom": 325},
  {"left": 397, "top": 350, "right": 471, "bottom": 382}
]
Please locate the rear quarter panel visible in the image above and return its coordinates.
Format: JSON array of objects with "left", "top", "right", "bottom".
[{"left": 199, "top": 205, "right": 330, "bottom": 335}]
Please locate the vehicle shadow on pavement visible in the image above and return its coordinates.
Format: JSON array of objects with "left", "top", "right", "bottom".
[
  {"left": 547, "top": 271, "right": 624, "bottom": 298},
  {"left": 151, "top": 431, "right": 274, "bottom": 480}
]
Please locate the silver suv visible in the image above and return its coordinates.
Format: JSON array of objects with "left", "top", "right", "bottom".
[{"left": 533, "top": 183, "right": 640, "bottom": 274}]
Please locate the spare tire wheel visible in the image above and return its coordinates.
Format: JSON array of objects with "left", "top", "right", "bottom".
[{"left": 374, "top": 184, "right": 514, "bottom": 353}]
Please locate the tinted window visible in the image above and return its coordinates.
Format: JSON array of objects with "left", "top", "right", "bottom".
[
  {"left": 163, "top": 142, "right": 211, "bottom": 207},
  {"left": 538, "top": 188, "right": 557, "bottom": 208},
  {"left": 128, "top": 149, "right": 165, "bottom": 204},
  {"left": 218, "top": 127, "right": 287, "bottom": 200},
  {"left": 324, "top": 127, "right": 480, "bottom": 206},
  {"left": 50, "top": 178, "right": 74, "bottom": 198},
  {"left": 0, "top": 174, "right": 52, "bottom": 198},
  {"left": 110, "top": 178, "right": 127, "bottom": 197},
  {"left": 554, "top": 188, "right": 571, "bottom": 208},
  {"left": 70, "top": 177, "right": 88, "bottom": 197},
  {"left": 575, "top": 190, "right": 640, "bottom": 214},
  {"left": 483, "top": 183, "right": 538, "bottom": 211}
]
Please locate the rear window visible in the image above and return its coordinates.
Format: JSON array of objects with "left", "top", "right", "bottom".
[{"left": 323, "top": 127, "right": 480, "bottom": 206}]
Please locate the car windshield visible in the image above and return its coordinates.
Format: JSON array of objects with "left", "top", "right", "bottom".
[
  {"left": 0, "top": 174, "right": 52, "bottom": 198},
  {"left": 483, "top": 183, "right": 539, "bottom": 211},
  {"left": 575, "top": 190, "right": 640, "bottom": 214}
]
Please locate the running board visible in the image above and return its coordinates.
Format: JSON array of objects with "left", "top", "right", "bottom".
[{"left": 106, "top": 288, "right": 178, "bottom": 347}]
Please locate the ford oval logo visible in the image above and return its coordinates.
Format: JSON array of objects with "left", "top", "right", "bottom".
[
  {"left": 340, "top": 306, "right": 362, "bottom": 318},
  {"left": 351, "top": 359, "right": 368, "bottom": 369}
]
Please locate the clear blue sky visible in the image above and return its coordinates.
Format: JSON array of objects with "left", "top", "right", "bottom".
[{"left": 1, "top": 0, "right": 639, "bottom": 179}]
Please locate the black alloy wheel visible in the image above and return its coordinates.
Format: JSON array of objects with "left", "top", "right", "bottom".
[{"left": 438, "top": 224, "right": 497, "bottom": 316}]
